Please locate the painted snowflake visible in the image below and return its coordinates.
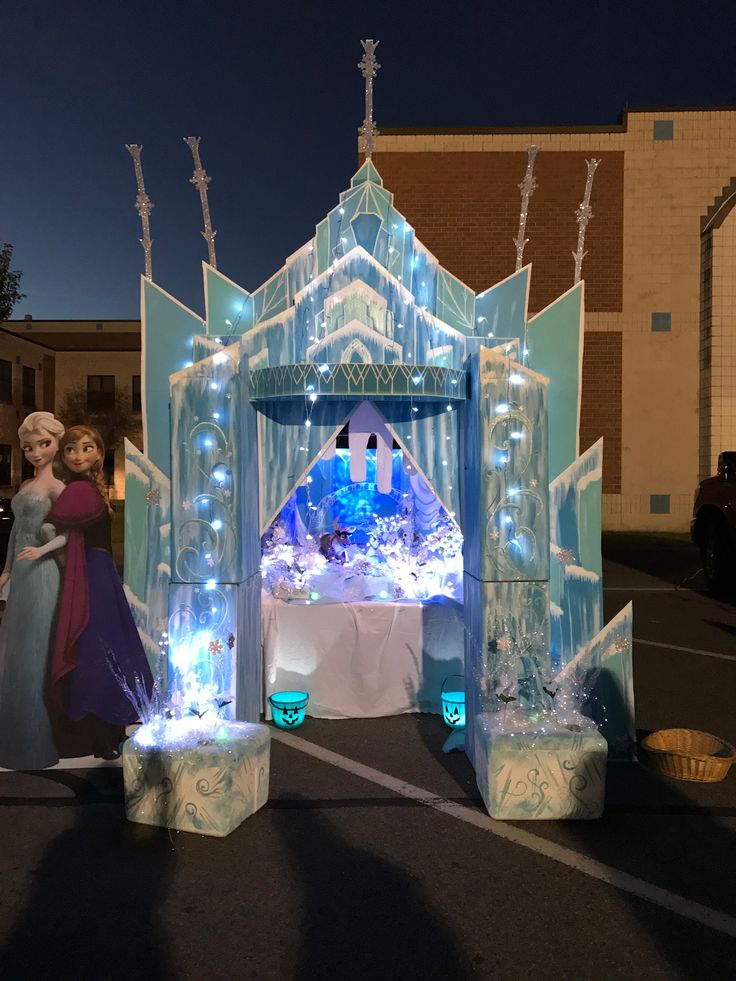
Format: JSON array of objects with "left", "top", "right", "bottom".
[
  {"left": 208, "top": 639, "right": 223, "bottom": 655},
  {"left": 557, "top": 547, "right": 575, "bottom": 566}
]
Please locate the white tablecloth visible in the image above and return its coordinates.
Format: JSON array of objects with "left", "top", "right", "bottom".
[{"left": 262, "top": 594, "right": 464, "bottom": 719}]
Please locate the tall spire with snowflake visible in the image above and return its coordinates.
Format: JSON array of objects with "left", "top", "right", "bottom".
[{"left": 358, "top": 39, "right": 380, "bottom": 159}]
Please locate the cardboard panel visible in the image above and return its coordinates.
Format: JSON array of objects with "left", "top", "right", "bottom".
[
  {"left": 526, "top": 283, "right": 584, "bottom": 482},
  {"left": 170, "top": 348, "right": 258, "bottom": 583},
  {"left": 123, "top": 439, "right": 171, "bottom": 671},
  {"left": 462, "top": 348, "right": 549, "bottom": 582},
  {"left": 142, "top": 278, "right": 204, "bottom": 477},
  {"left": 557, "top": 602, "right": 636, "bottom": 761}
]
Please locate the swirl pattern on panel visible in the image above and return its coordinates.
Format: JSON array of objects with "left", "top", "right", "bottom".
[
  {"left": 485, "top": 400, "right": 545, "bottom": 578},
  {"left": 175, "top": 419, "right": 237, "bottom": 582}
]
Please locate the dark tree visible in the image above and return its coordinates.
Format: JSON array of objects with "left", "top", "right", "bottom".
[
  {"left": 57, "top": 383, "right": 140, "bottom": 455},
  {"left": 0, "top": 243, "right": 26, "bottom": 321}
]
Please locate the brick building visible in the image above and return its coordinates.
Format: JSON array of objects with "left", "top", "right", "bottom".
[
  {"left": 369, "top": 107, "right": 736, "bottom": 531},
  {"left": 0, "top": 319, "right": 142, "bottom": 497}
]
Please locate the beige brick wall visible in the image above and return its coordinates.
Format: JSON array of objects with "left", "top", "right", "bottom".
[
  {"left": 373, "top": 110, "right": 736, "bottom": 530},
  {"left": 0, "top": 333, "right": 52, "bottom": 492},
  {"left": 54, "top": 351, "right": 143, "bottom": 498}
]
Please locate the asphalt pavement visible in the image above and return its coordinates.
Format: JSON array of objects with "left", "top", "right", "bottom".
[{"left": 1, "top": 535, "right": 735, "bottom": 980}]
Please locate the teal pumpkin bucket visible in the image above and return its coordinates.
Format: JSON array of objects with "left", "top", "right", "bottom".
[
  {"left": 269, "top": 691, "right": 309, "bottom": 729},
  {"left": 441, "top": 675, "right": 465, "bottom": 729}
]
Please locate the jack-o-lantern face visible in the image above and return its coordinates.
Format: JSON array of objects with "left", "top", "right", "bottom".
[
  {"left": 444, "top": 704, "right": 461, "bottom": 726},
  {"left": 282, "top": 708, "right": 301, "bottom": 727}
]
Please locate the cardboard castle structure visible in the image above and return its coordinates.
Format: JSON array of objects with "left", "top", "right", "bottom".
[{"left": 124, "top": 159, "right": 635, "bottom": 820}]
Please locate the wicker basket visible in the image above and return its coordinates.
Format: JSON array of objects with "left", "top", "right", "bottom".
[{"left": 642, "top": 728, "right": 736, "bottom": 783}]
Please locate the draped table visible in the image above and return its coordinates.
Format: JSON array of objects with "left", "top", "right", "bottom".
[{"left": 262, "top": 594, "right": 464, "bottom": 719}]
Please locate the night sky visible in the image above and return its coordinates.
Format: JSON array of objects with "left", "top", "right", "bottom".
[{"left": 4, "top": 0, "right": 736, "bottom": 321}]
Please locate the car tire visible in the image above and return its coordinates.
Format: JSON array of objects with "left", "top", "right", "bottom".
[{"left": 702, "top": 521, "right": 735, "bottom": 595}]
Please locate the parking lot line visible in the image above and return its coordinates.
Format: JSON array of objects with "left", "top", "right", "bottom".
[
  {"left": 604, "top": 586, "right": 682, "bottom": 591},
  {"left": 634, "top": 637, "right": 736, "bottom": 663},
  {"left": 273, "top": 729, "right": 736, "bottom": 939}
]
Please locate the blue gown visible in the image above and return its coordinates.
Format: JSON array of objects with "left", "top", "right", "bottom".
[{"left": 0, "top": 492, "right": 60, "bottom": 769}]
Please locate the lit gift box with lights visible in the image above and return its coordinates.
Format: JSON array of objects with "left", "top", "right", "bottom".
[
  {"left": 473, "top": 709, "right": 607, "bottom": 821},
  {"left": 123, "top": 718, "right": 271, "bottom": 837}
]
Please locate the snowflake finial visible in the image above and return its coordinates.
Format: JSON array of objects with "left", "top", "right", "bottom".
[{"left": 358, "top": 39, "right": 380, "bottom": 158}]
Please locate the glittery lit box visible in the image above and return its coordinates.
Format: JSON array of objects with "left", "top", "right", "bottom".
[
  {"left": 474, "top": 712, "right": 607, "bottom": 821},
  {"left": 123, "top": 720, "right": 271, "bottom": 837}
]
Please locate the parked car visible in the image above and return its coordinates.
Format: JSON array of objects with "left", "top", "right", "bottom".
[
  {"left": 691, "top": 451, "right": 736, "bottom": 594},
  {"left": 0, "top": 497, "right": 13, "bottom": 572}
]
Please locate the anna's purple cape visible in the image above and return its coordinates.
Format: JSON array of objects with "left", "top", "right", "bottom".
[{"left": 47, "top": 480, "right": 106, "bottom": 709}]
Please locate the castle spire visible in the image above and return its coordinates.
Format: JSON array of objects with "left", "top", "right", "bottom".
[
  {"left": 358, "top": 39, "right": 380, "bottom": 159},
  {"left": 184, "top": 136, "right": 218, "bottom": 269},
  {"left": 125, "top": 144, "right": 154, "bottom": 280},
  {"left": 572, "top": 158, "right": 600, "bottom": 284},
  {"left": 513, "top": 145, "right": 539, "bottom": 272}
]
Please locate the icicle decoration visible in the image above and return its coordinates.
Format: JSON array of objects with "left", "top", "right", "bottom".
[
  {"left": 184, "top": 136, "right": 218, "bottom": 269},
  {"left": 358, "top": 38, "right": 380, "bottom": 159},
  {"left": 347, "top": 403, "right": 393, "bottom": 493},
  {"left": 125, "top": 144, "right": 154, "bottom": 280},
  {"left": 513, "top": 145, "right": 539, "bottom": 272},
  {"left": 572, "top": 158, "right": 601, "bottom": 285}
]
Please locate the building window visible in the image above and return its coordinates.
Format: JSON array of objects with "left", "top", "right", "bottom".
[
  {"left": 653, "top": 120, "right": 674, "bottom": 141},
  {"left": 651, "top": 312, "right": 671, "bottom": 332},
  {"left": 103, "top": 450, "right": 115, "bottom": 486},
  {"left": 132, "top": 374, "right": 141, "bottom": 413},
  {"left": 0, "top": 360, "right": 11, "bottom": 403},
  {"left": 87, "top": 374, "right": 115, "bottom": 412},
  {"left": 0, "top": 444, "right": 10, "bottom": 484},
  {"left": 650, "top": 494, "right": 671, "bottom": 514},
  {"left": 21, "top": 366, "right": 35, "bottom": 407}
]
